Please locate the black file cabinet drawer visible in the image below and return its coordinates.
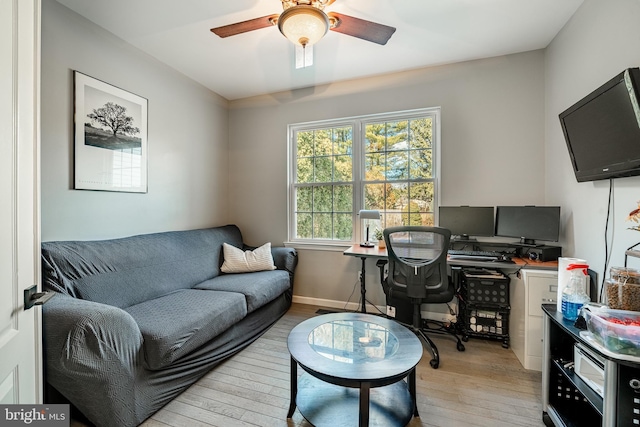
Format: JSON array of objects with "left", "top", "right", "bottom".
[
  {"left": 461, "top": 271, "right": 510, "bottom": 307},
  {"left": 461, "top": 307, "right": 509, "bottom": 337}
]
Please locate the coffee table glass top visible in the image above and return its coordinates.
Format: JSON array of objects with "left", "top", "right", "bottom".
[
  {"left": 288, "top": 313, "right": 422, "bottom": 382},
  {"left": 308, "top": 318, "right": 399, "bottom": 364}
]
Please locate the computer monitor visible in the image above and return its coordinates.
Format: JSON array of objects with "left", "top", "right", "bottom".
[
  {"left": 495, "top": 206, "right": 561, "bottom": 246},
  {"left": 438, "top": 206, "right": 494, "bottom": 241}
]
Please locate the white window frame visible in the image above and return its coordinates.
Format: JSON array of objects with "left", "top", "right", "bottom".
[{"left": 286, "top": 107, "right": 441, "bottom": 251}]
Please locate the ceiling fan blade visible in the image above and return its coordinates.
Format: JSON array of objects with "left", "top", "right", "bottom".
[
  {"left": 328, "top": 12, "right": 396, "bottom": 45},
  {"left": 211, "top": 14, "right": 279, "bottom": 38}
]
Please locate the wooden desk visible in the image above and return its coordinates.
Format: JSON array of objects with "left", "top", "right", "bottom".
[
  {"left": 343, "top": 244, "right": 558, "bottom": 313},
  {"left": 343, "top": 245, "right": 389, "bottom": 313}
]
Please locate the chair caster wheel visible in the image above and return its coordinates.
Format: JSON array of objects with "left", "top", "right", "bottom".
[
  {"left": 430, "top": 359, "right": 439, "bottom": 369},
  {"left": 457, "top": 342, "right": 465, "bottom": 352},
  {"left": 462, "top": 336, "right": 469, "bottom": 342}
]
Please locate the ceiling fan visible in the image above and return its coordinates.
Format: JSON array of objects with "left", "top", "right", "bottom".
[{"left": 210, "top": 0, "right": 396, "bottom": 48}]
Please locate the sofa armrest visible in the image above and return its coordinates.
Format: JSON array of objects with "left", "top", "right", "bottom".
[
  {"left": 271, "top": 246, "right": 298, "bottom": 275},
  {"left": 43, "top": 293, "right": 144, "bottom": 427}
]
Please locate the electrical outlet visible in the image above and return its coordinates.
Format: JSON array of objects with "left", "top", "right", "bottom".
[{"left": 386, "top": 305, "right": 396, "bottom": 317}]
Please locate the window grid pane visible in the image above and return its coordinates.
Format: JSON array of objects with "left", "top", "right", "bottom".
[
  {"left": 364, "top": 117, "right": 434, "bottom": 229},
  {"left": 294, "top": 123, "right": 355, "bottom": 240},
  {"left": 294, "top": 184, "right": 354, "bottom": 240},
  {"left": 291, "top": 111, "right": 437, "bottom": 242}
]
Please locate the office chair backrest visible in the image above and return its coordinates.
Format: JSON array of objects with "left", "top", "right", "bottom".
[{"left": 384, "top": 226, "right": 451, "bottom": 300}]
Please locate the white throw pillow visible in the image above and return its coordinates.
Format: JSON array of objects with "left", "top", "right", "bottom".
[{"left": 220, "top": 242, "right": 276, "bottom": 273}]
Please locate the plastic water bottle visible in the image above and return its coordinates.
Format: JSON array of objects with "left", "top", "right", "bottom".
[{"left": 561, "top": 263, "right": 590, "bottom": 321}]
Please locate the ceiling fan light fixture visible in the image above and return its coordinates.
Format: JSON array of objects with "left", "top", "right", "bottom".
[{"left": 278, "top": 5, "right": 329, "bottom": 47}]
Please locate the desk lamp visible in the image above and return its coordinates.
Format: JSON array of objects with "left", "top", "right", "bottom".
[{"left": 359, "top": 210, "right": 380, "bottom": 247}]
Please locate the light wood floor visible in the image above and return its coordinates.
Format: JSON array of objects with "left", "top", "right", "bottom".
[
  {"left": 74, "top": 303, "right": 545, "bottom": 426},
  {"left": 142, "top": 303, "right": 544, "bottom": 427}
]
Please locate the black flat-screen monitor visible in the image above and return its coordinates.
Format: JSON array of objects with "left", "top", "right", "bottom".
[
  {"left": 559, "top": 68, "right": 640, "bottom": 182},
  {"left": 495, "top": 206, "right": 560, "bottom": 246},
  {"left": 439, "top": 206, "right": 494, "bottom": 241}
]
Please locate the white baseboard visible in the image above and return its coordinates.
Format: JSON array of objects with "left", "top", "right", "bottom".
[
  {"left": 292, "top": 295, "right": 386, "bottom": 314},
  {"left": 292, "top": 295, "right": 457, "bottom": 323}
]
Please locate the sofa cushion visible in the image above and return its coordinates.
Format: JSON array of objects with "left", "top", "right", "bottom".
[
  {"left": 194, "top": 270, "right": 291, "bottom": 313},
  {"left": 124, "top": 289, "right": 247, "bottom": 370},
  {"left": 221, "top": 242, "right": 276, "bottom": 273},
  {"left": 41, "top": 225, "right": 244, "bottom": 308}
]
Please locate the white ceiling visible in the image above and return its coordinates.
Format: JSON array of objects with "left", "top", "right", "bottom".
[{"left": 55, "top": 0, "right": 584, "bottom": 101}]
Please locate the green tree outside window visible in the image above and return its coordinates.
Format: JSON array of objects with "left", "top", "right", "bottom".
[{"left": 290, "top": 110, "right": 438, "bottom": 243}]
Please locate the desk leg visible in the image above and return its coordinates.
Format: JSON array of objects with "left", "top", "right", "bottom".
[
  {"left": 360, "top": 257, "right": 367, "bottom": 313},
  {"left": 359, "top": 382, "right": 370, "bottom": 427},
  {"left": 287, "top": 356, "right": 297, "bottom": 418},
  {"left": 409, "top": 368, "right": 419, "bottom": 417}
]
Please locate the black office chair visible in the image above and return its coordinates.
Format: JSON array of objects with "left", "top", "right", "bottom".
[{"left": 378, "top": 226, "right": 465, "bottom": 369}]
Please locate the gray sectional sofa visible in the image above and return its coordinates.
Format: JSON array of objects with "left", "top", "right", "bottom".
[{"left": 41, "top": 225, "right": 297, "bottom": 427}]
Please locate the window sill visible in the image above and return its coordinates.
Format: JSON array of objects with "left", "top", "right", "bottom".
[{"left": 284, "top": 241, "right": 354, "bottom": 252}]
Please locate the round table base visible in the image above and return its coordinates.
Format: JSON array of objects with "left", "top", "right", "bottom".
[{"left": 296, "top": 373, "right": 414, "bottom": 427}]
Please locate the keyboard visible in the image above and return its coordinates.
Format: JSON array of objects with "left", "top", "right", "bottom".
[{"left": 447, "top": 249, "right": 503, "bottom": 260}]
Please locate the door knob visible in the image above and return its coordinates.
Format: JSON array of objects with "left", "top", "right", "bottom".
[{"left": 24, "top": 285, "right": 55, "bottom": 310}]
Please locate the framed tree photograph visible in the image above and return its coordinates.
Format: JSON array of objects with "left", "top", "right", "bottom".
[{"left": 74, "top": 71, "right": 148, "bottom": 193}]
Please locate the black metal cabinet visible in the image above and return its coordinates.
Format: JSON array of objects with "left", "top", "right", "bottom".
[
  {"left": 457, "top": 268, "right": 511, "bottom": 348},
  {"left": 542, "top": 305, "right": 640, "bottom": 426}
]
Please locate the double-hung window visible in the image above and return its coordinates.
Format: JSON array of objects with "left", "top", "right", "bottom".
[{"left": 288, "top": 108, "right": 440, "bottom": 246}]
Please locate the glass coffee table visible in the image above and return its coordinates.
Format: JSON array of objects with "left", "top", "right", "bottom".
[{"left": 287, "top": 312, "right": 423, "bottom": 426}]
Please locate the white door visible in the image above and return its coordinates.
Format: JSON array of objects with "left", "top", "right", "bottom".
[{"left": 0, "top": 0, "right": 42, "bottom": 404}]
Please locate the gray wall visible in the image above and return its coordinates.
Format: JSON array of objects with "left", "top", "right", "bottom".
[
  {"left": 228, "top": 51, "right": 547, "bottom": 307},
  {"left": 545, "top": 0, "right": 640, "bottom": 292},
  {"left": 40, "top": 0, "right": 229, "bottom": 241},
  {"left": 41, "top": 0, "right": 640, "bottom": 307}
]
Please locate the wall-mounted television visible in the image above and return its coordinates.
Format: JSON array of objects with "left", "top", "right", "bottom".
[
  {"left": 559, "top": 68, "right": 640, "bottom": 182},
  {"left": 439, "top": 206, "right": 494, "bottom": 241},
  {"left": 495, "top": 206, "right": 560, "bottom": 246}
]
